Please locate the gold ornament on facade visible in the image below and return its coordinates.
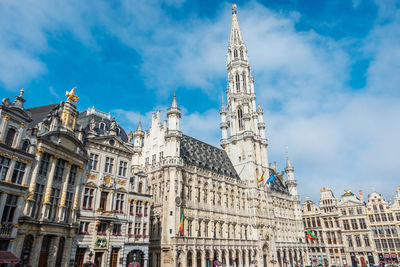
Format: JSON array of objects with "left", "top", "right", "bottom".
[
  {"left": 20, "top": 122, "right": 25, "bottom": 128},
  {"left": 65, "top": 87, "right": 79, "bottom": 104},
  {"left": 86, "top": 173, "right": 97, "bottom": 180},
  {"left": 4, "top": 115, "right": 10, "bottom": 121},
  {"left": 117, "top": 179, "right": 127, "bottom": 185},
  {"left": 104, "top": 174, "right": 112, "bottom": 187}
]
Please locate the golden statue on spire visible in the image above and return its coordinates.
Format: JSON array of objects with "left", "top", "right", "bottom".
[
  {"left": 65, "top": 87, "right": 79, "bottom": 104},
  {"left": 19, "top": 88, "right": 24, "bottom": 97},
  {"left": 232, "top": 4, "right": 237, "bottom": 14}
]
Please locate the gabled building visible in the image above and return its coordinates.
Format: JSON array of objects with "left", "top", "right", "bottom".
[
  {"left": 70, "top": 108, "right": 151, "bottom": 267},
  {"left": 0, "top": 89, "right": 35, "bottom": 263},
  {"left": 337, "top": 190, "right": 374, "bottom": 266},
  {"left": 14, "top": 88, "right": 88, "bottom": 267}
]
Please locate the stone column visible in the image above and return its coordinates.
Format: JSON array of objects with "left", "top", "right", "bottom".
[
  {"left": 201, "top": 250, "right": 206, "bottom": 267},
  {"left": 71, "top": 167, "right": 84, "bottom": 221},
  {"left": 0, "top": 193, "right": 7, "bottom": 220},
  {"left": 0, "top": 115, "right": 10, "bottom": 140},
  {"left": 57, "top": 163, "right": 72, "bottom": 222},
  {"left": 41, "top": 156, "right": 59, "bottom": 219},
  {"left": 4, "top": 160, "right": 16, "bottom": 183},
  {"left": 238, "top": 250, "right": 243, "bottom": 267},
  {"left": 244, "top": 250, "right": 249, "bottom": 267},
  {"left": 62, "top": 237, "right": 73, "bottom": 267},
  {"left": 14, "top": 125, "right": 25, "bottom": 149},
  {"left": 192, "top": 250, "right": 197, "bottom": 267},
  {"left": 12, "top": 233, "right": 25, "bottom": 259},
  {"left": 47, "top": 236, "right": 60, "bottom": 267},
  {"left": 10, "top": 196, "right": 24, "bottom": 240},
  {"left": 21, "top": 161, "right": 32, "bottom": 187},
  {"left": 30, "top": 235, "right": 44, "bottom": 267},
  {"left": 25, "top": 151, "right": 42, "bottom": 215},
  {"left": 224, "top": 250, "right": 229, "bottom": 267},
  {"left": 181, "top": 250, "right": 187, "bottom": 267}
]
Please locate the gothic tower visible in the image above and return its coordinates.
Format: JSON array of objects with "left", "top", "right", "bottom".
[{"left": 221, "top": 4, "right": 268, "bottom": 185}]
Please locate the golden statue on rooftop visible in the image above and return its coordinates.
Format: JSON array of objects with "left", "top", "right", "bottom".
[{"left": 66, "top": 87, "right": 79, "bottom": 104}]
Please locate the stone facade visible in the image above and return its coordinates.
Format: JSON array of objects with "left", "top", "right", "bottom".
[
  {"left": 142, "top": 5, "right": 307, "bottom": 267},
  {"left": 303, "top": 187, "right": 400, "bottom": 266}
]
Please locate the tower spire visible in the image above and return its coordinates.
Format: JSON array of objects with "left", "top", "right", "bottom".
[
  {"left": 221, "top": 4, "right": 269, "bottom": 185},
  {"left": 229, "top": 4, "right": 245, "bottom": 46}
]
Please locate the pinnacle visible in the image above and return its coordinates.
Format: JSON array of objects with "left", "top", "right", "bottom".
[
  {"left": 171, "top": 92, "right": 177, "bottom": 108},
  {"left": 137, "top": 121, "right": 142, "bottom": 131}
]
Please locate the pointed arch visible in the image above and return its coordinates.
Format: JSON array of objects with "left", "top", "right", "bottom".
[
  {"left": 234, "top": 49, "right": 238, "bottom": 59},
  {"left": 235, "top": 74, "right": 240, "bottom": 92},
  {"left": 242, "top": 72, "right": 247, "bottom": 93},
  {"left": 237, "top": 108, "right": 244, "bottom": 130}
]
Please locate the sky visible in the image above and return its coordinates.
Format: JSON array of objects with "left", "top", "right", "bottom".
[{"left": 1, "top": 0, "right": 399, "bottom": 202}]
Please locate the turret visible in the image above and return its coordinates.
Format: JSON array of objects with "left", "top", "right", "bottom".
[
  {"left": 285, "top": 152, "right": 298, "bottom": 195},
  {"left": 220, "top": 99, "right": 228, "bottom": 142},
  {"left": 165, "top": 93, "right": 182, "bottom": 157},
  {"left": 132, "top": 122, "right": 145, "bottom": 169},
  {"left": 167, "top": 92, "right": 181, "bottom": 131}
]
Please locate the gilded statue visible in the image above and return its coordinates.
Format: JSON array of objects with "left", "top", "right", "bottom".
[{"left": 65, "top": 87, "right": 79, "bottom": 104}]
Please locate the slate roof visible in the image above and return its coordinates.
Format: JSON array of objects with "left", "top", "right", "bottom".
[
  {"left": 77, "top": 111, "right": 129, "bottom": 142},
  {"left": 26, "top": 104, "right": 59, "bottom": 127},
  {"left": 180, "top": 134, "right": 239, "bottom": 179}
]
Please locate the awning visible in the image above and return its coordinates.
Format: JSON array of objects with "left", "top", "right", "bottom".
[{"left": 0, "top": 251, "right": 20, "bottom": 264}]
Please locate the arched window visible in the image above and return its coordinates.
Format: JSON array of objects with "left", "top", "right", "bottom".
[
  {"left": 138, "top": 181, "right": 143, "bottom": 193},
  {"left": 242, "top": 73, "right": 247, "bottom": 92},
  {"left": 20, "top": 235, "right": 34, "bottom": 265},
  {"left": 99, "top": 122, "right": 106, "bottom": 130},
  {"left": 235, "top": 74, "right": 240, "bottom": 92},
  {"left": 234, "top": 50, "right": 238, "bottom": 59},
  {"left": 237, "top": 108, "right": 244, "bottom": 130},
  {"left": 5, "top": 128, "right": 16, "bottom": 147},
  {"left": 240, "top": 49, "right": 244, "bottom": 59},
  {"left": 21, "top": 140, "right": 30, "bottom": 152},
  {"left": 55, "top": 237, "right": 65, "bottom": 267}
]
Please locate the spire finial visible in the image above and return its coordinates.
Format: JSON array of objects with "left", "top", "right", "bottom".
[
  {"left": 137, "top": 121, "right": 142, "bottom": 131},
  {"left": 232, "top": 4, "right": 237, "bottom": 14},
  {"left": 171, "top": 91, "right": 177, "bottom": 108},
  {"left": 19, "top": 88, "right": 24, "bottom": 97},
  {"left": 285, "top": 146, "right": 293, "bottom": 169}
]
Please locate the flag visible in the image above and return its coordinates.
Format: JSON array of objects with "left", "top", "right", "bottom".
[
  {"left": 179, "top": 211, "right": 184, "bottom": 236},
  {"left": 258, "top": 169, "right": 267, "bottom": 184},
  {"left": 266, "top": 173, "right": 276, "bottom": 185},
  {"left": 307, "top": 230, "right": 316, "bottom": 240}
]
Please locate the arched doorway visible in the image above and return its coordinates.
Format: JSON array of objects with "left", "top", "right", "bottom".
[
  {"left": 55, "top": 237, "right": 65, "bottom": 267},
  {"left": 20, "top": 235, "right": 34, "bottom": 265},
  {"left": 360, "top": 257, "right": 366, "bottom": 267},
  {"left": 38, "top": 235, "right": 52, "bottom": 267},
  {"left": 126, "top": 250, "right": 144, "bottom": 267}
]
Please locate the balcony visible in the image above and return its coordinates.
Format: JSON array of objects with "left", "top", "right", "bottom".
[{"left": 0, "top": 223, "right": 13, "bottom": 236}]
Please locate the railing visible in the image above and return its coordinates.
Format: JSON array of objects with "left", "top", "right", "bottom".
[{"left": 0, "top": 222, "right": 13, "bottom": 236}]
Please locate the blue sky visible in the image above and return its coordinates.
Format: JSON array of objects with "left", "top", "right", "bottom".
[{"left": 1, "top": 0, "right": 400, "bottom": 202}]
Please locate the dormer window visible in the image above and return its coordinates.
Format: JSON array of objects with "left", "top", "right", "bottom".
[
  {"left": 21, "top": 140, "right": 30, "bottom": 152},
  {"left": 99, "top": 122, "right": 106, "bottom": 130},
  {"left": 116, "top": 127, "right": 121, "bottom": 135}
]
